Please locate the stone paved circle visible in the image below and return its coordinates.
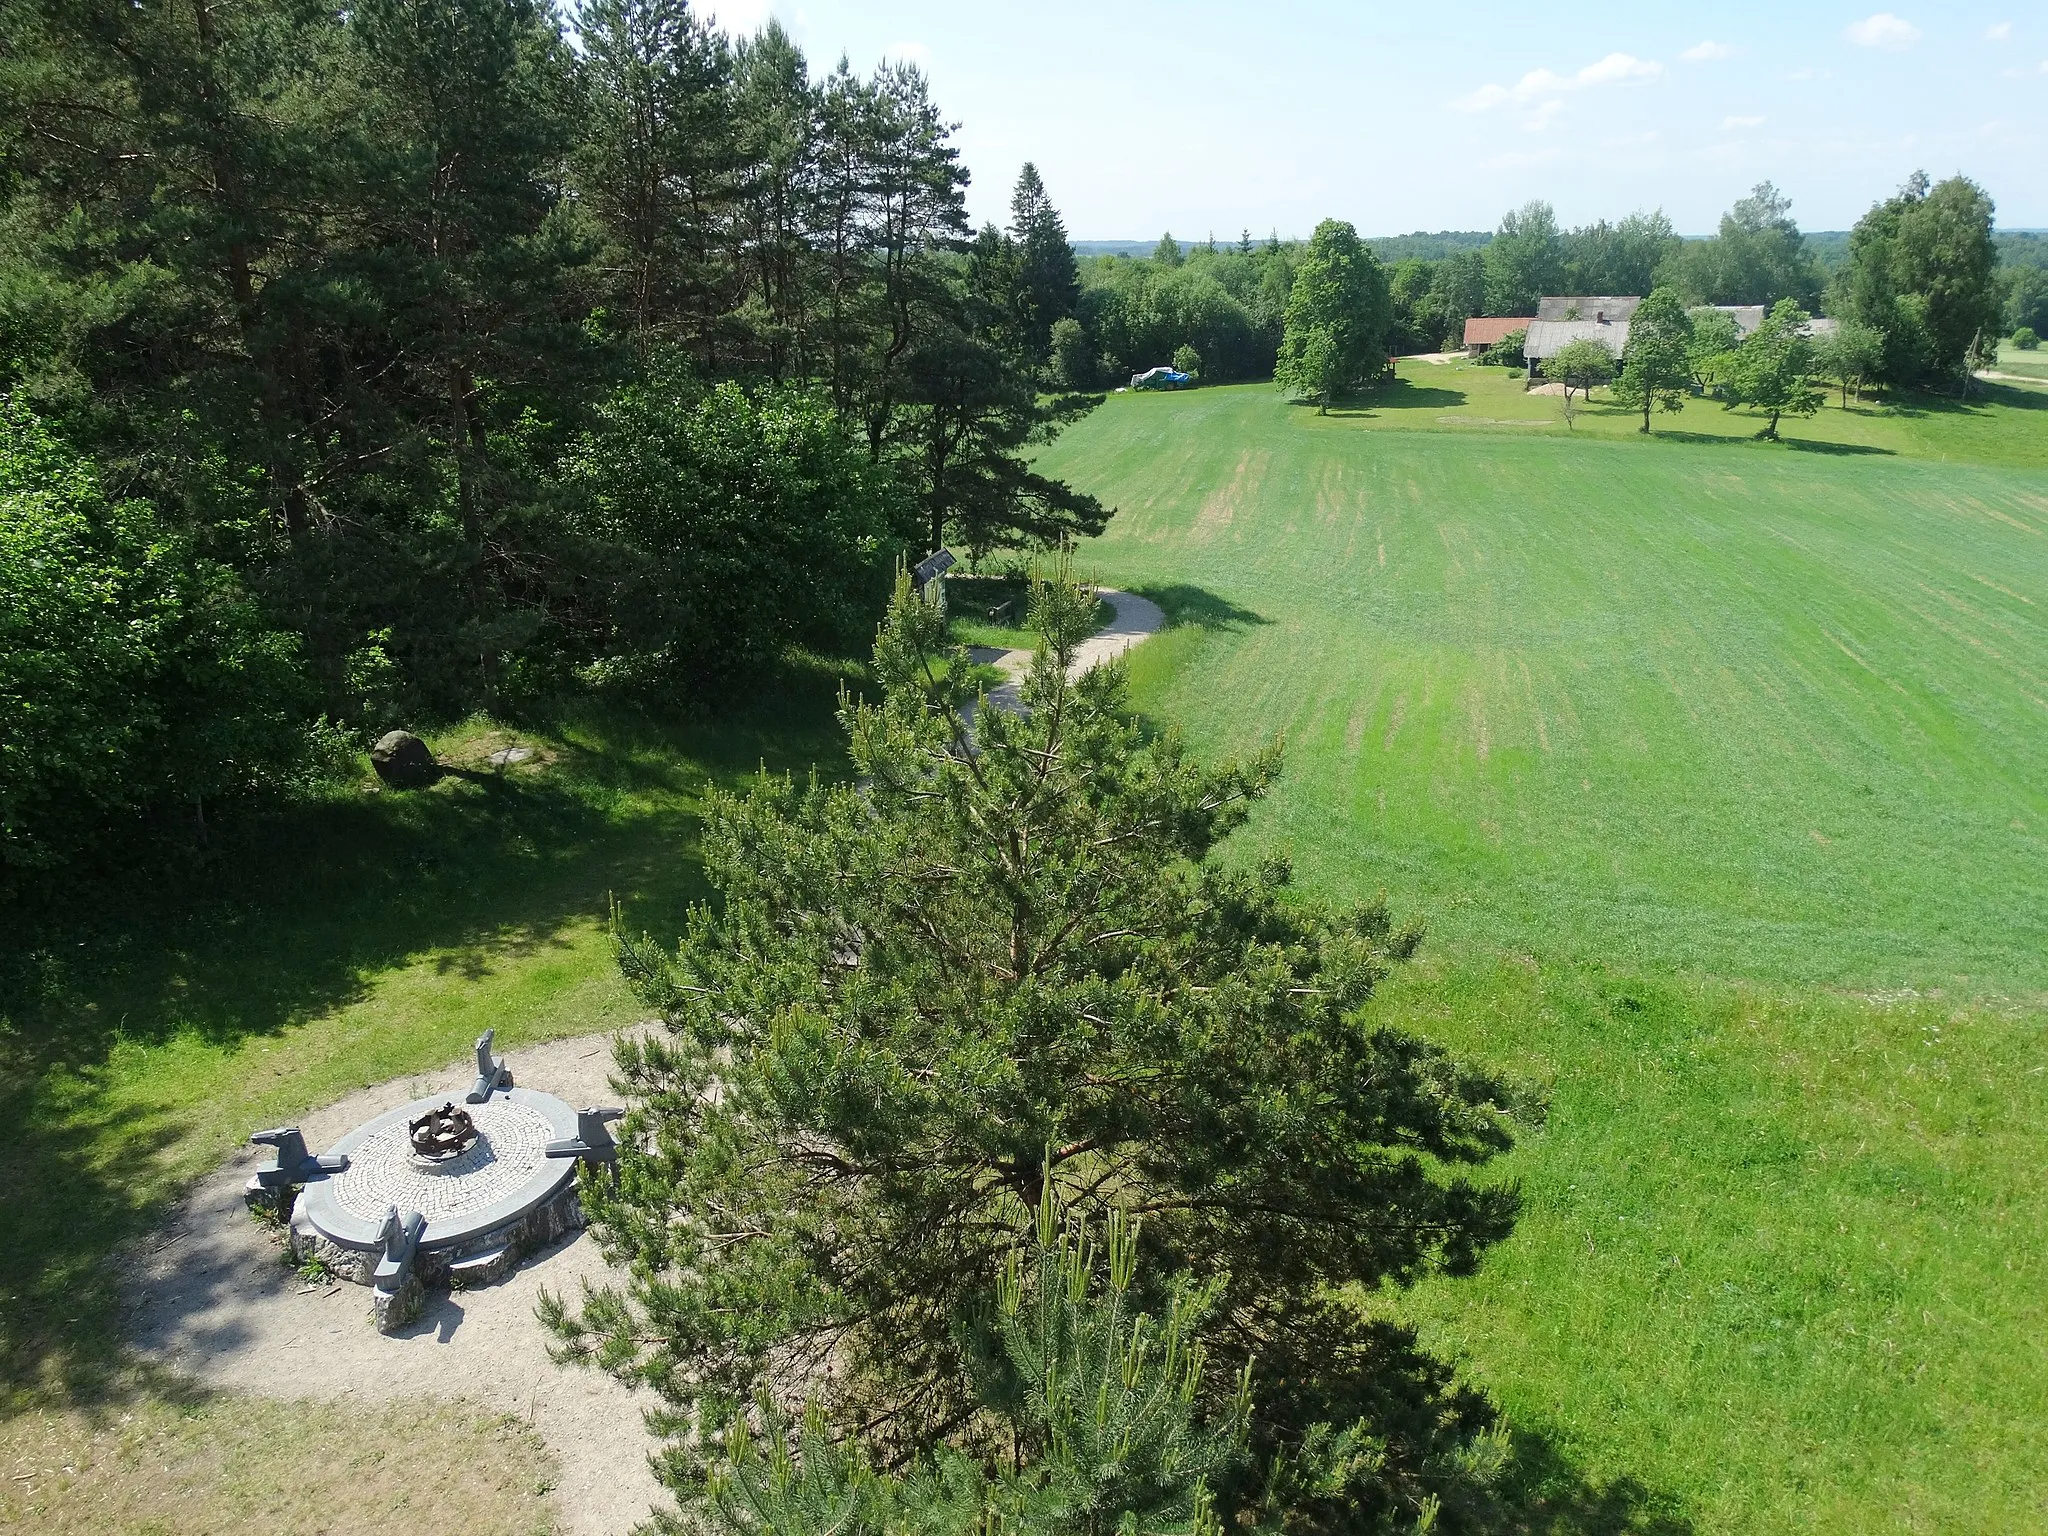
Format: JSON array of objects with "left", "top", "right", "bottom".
[{"left": 330, "top": 1098, "right": 554, "bottom": 1226}]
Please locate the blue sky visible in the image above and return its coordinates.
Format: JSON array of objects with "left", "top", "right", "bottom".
[{"left": 696, "top": 1, "right": 2047, "bottom": 236}]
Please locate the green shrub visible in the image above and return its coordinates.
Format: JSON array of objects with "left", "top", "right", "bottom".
[
  {"left": 1049, "top": 317, "right": 1095, "bottom": 387},
  {"left": 561, "top": 368, "right": 913, "bottom": 690},
  {"left": 2015, "top": 327, "right": 2040, "bottom": 351},
  {"left": 1479, "top": 328, "right": 1527, "bottom": 366},
  {"left": 1172, "top": 342, "right": 1202, "bottom": 379},
  {"left": 0, "top": 396, "right": 307, "bottom": 875}
]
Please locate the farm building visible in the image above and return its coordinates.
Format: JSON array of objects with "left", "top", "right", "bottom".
[
  {"left": 1522, "top": 296, "right": 1837, "bottom": 374},
  {"left": 1462, "top": 315, "right": 1534, "bottom": 356},
  {"left": 1536, "top": 295, "right": 1642, "bottom": 324},
  {"left": 1524, "top": 297, "right": 1638, "bottom": 371}
]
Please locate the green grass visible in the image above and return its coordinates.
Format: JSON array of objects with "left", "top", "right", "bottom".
[
  {"left": 1992, "top": 340, "right": 2048, "bottom": 384},
  {"left": 944, "top": 572, "right": 1109, "bottom": 651},
  {"left": 1299, "top": 354, "right": 2048, "bottom": 468},
  {"left": 1036, "top": 374, "right": 2048, "bottom": 1531},
  {"left": 1056, "top": 373, "right": 2048, "bottom": 989},
  {"left": 0, "top": 666, "right": 860, "bottom": 1411}
]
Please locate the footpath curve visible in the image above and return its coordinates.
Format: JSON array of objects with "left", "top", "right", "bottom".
[{"left": 977, "top": 587, "right": 1164, "bottom": 715}]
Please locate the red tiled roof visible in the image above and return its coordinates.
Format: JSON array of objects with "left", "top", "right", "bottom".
[{"left": 1462, "top": 316, "right": 1534, "bottom": 347}]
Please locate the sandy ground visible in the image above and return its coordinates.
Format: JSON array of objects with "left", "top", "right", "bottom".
[
  {"left": 984, "top": 587, "right": 1164, "bottom": 713},
  {"left": 125, "top": 1029, "right": 673, "bottom": 1536}
]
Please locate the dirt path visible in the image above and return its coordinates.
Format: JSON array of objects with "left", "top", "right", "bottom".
[
  {"left": 982, "top": 587, "right": 1164, "bottom": 713},
  {"left": 125, "top": 1031, "right": 670, "bottom": 1536}
]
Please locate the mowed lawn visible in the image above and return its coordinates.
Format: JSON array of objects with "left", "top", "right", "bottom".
[
  {"left": 1053, "top": 372, "right": 2048, "bottom": 988},
  {"left": 1037, "top": 375, "right": 2048, "bottom": 1532}
]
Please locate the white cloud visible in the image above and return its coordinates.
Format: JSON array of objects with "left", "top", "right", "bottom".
[
  {"left": 700, "top": 0, "right": 773, "bottom": 33},
  {"left": 1986, "top": 21, "right": 2012, "bottom": 40},
  {"left": 1722, "top": 114, "right": 1767, "bottom": 129},
  {"left": 1453, "top": 52, "right": 1661, "bottom": 112},
  {"left": 883, "top": 40, "right": 933, "bottom": 68},
  {"left": 1683, "top": 40, "right": 1735, "bottom": 61},
  {"left": 1845, "top": 13, "right": 1922, "bottom": 51}
]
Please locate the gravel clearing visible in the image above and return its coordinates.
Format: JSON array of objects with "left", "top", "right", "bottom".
[{"left": 124, "top": 1029, "right": 670, "bottom": 1536}]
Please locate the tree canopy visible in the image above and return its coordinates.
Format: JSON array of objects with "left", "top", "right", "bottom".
[
  {"left": 1275, "top": 220, "right": 1393, "bottom": 411},
  {"left": 1611, "top": 288, "right": 1694, "bottom": 433},
  {"left": 1659, "top": 182, "right": 1824, "bottom": 310},
  {"left": 1835, "top": 172, "right": 2000, "bottom": 391},
  {"left": 0, "top": 0, "right": 1106, "bottom": 738}
]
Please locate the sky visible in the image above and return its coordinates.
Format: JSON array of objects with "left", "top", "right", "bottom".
[{"left": 695, "top": 0, "right": 2048, "bottom": 237}]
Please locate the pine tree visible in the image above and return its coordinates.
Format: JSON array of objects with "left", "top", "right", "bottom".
[
  {"left": 695, "top": 1194, "right": 1251, "bottom": 1536},
  {"left": 551, "top": 570, "right": 1528, "bottom": 1530}
]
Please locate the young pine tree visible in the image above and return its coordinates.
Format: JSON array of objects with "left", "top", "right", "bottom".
[{"left": 696, "top": 1195, "right": 1252, "bottom": 1536}]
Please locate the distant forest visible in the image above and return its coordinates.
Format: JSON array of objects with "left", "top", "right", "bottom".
[{"left": 1060, "top": 192, "right": 2042, "bottom": 383}]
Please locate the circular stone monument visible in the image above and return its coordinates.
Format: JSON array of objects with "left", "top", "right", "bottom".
[{"left": 290, "top": 1086, "right": 585, "bottom": 1302}]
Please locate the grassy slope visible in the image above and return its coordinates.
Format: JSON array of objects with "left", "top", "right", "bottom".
[
  {"left": 0, "top": 671, "right": 857, "bottom": 1525},
  {"left": 1992, "top": 339, "right": 2048, "bottom": 384},
  {"left": 1037, "top": 369, "right": 2048, "bottom": 1532}
]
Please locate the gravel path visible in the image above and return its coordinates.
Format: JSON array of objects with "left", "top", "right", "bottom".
[
  {"left": 125, "top": 1030, "right": 670, "bottom": 1536},
  {"left": 984, "top": 587, "right": 1164, "bottom": 714}
]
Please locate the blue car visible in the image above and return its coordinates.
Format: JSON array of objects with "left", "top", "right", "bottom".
[{"left": 1129, "top": 366, "right": 1191, "bottom": 390}]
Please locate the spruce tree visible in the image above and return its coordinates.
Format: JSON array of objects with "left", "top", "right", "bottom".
[{"left": 1010, "top": 163, "right": 1081, "bottom": 359}]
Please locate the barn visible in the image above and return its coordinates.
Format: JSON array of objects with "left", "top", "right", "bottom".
[{"left": 1462, "top": 315, "right": 1534, "bottom": 357}]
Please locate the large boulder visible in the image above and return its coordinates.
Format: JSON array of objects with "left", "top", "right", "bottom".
[{"left": 370, "top": 730, "right": 437, "bottom": 789}]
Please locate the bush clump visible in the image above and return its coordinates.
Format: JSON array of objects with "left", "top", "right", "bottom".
[{"left": 0, "top": 396, "right": 307, "bottom": 876}]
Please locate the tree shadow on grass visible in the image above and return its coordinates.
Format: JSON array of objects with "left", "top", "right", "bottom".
[
  {"left": 1473, "top": 1428, "right": 1695, "bottom": 1535},
  {"left": 0, "top": 657, "right": 859, "bottom": 1413},
  {"left": 1127, "top": 583, "right": 1269, "bottom": 633},
  {"left": 1322, "top": 378, "right": 1470, "bottom": 415},
  {"left": 1645, "top": 429, "right": 1896, "bottom": 456}
]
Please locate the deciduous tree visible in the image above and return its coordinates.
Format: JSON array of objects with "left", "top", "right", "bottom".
[
  {"left": 1837, "top": 172, "right": 1998, "bottom": 391},
  {"left": 1610, "top": 287, "right": 1693, "bottom": 433},
  {"left": 1483, "top": 200, "right": 1562, "bottom": 315},
  {"left": 1276, "top": 220, "right": 1392, "bottom": 412},
  {"left": 1724, "top": 299, "right": 1822, "bottom": 439},
  {"left": 1544, "top": 337, "right": 1614, "bottom": 426},
  {"left": 1813, "top": 319, "right": 1886, "bottom": 406}
]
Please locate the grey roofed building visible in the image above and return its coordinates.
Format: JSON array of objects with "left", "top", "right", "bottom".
[
  {"left": 1524, "top": 316, "right": 1630, "bottom": 363},
  {"left": 1535, "top": 295, "right": 1642, "bottom": 323},
  {"left": 1712, "top": 304, "right": 1767, "bottom": 337},
  {"left": 1703, "top": 304, "right": 1838, "bottom": 341}
]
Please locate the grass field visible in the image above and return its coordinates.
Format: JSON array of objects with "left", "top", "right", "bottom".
[
  {"left": 1992, "top": 339, "right": 2048, "bottom": 385},
  {"left": 1033, "top": 368, "right": 2048, "bottom": 1532}
]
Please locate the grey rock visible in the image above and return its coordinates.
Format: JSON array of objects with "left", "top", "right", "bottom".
[{"left": 370, "top": 730, "right": 437, "bottom": 789}]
